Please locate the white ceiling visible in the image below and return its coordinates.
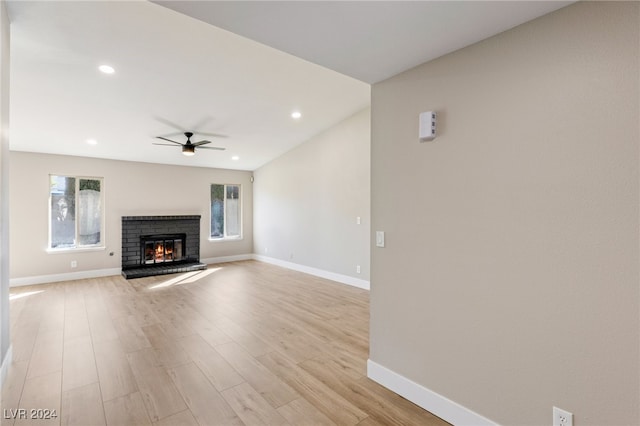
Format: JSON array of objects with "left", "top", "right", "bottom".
[
  {"left": 155, "top": 1, "right": 574, "bottom": 84},
  {"left": 7, "top": 1, "right": 572, "bottom": 171}
]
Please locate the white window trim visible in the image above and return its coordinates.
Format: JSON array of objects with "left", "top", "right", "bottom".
[
  {"left": 209, "top": 183, "right": 243, "bottom": 242},
  {"left": 48, "top": 175, "right": 105, "bottom": 251}
]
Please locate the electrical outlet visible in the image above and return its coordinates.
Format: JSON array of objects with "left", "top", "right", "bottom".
[
  {"left": 356, "top": 265, "right": 361, "bottom": 274},
  {"left": 356, "top": 216, "right": 361, "bottom": 225},
  {"left": 71, "top": 260, "right": 77, "bottom": 268},
  {"left": 553, "top": 407, "right": 573, "bottom": 426}
]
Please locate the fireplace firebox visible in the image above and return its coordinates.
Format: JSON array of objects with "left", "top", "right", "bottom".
[
  {"left": 141, "top": 234, "right": 186, "bottom": 265},
  {"left": 121, "top": 215, "right": 206, "bottom": 279}
]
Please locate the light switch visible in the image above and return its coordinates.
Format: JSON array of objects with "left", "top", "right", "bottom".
[{"left": 376, "top": 231, "right": 385, "bottom": 248}]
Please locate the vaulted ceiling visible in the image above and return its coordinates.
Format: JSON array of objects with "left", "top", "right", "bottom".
[{"left": 6, "top": 1, "right": 572, "bottom": 171}]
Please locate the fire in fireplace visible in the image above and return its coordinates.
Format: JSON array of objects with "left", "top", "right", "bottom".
[{"left": 141, "top": 234, "right": 186, "bottom": 265}]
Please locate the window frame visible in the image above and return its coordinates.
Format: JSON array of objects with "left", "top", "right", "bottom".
[
  {"left": 48, "top": 174, "right": 105, "bottom": 252},
  {"left": 209, "top": 183, "right": 243, "bottom": 242}
]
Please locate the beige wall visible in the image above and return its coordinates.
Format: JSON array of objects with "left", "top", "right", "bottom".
[
  {"left": 1, "top": 0, "right": 10, "bottom": 372},
  {"left": 254, "top": 108, "right": 371, "bottom": 282},
  {"left": 370, "top": 2, "right": 639, "bottom": 425},
  {"left": 10, "top": 152, "right": 253, "bottom": 280}
]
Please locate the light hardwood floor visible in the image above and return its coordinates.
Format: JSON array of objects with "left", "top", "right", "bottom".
[{"left": 1, "top": 260, "right": 448, "bottom": 426}]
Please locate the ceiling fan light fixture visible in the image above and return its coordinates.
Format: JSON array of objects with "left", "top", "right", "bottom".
[{"left": 182, "top": 145, "right": 195, "bottom": 156}]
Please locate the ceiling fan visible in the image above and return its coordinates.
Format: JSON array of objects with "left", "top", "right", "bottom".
[{"left": 153, "top": 132, "right": 226, "bottom": 156}]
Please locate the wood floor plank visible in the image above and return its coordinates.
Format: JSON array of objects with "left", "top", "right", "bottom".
[
  {"left": 221, "top": 382, "right": 290, "bottom": 426},
  {"left": 140, "top": 323, "right": 173, "bottom": 349},
  {"left": 87, "top": 309, "right": 119, "bottom": 344},
  {"left": 93, "top": 338, "right": 138, "bottom": 402},
  {"left": 60, "top": 382, "right": 106, "bottom": 426},
  {"left": 213, "top": 316, "right": 275, "bottom": 357},
  {"left": 126, "top": 348, "right": 187, "bottom": 422},
  {"left": 103, "top": 392, "right": 152, "bottom": 426},
  {"left": 356, "top": 377, "right": 449, "bottom": 426},
  {"left": 37, "top": 297, "right": 65, "bottom": 335},
  {"left": 63, "top": 307, "right": 90, "bottom": 341},
  {"left": 26, "top": 329, "right": 64, "bottom": 380},
  {"left": 276, "top": 397, "right": 337, "bottom": 426},
  {"left": 127, "top": 296, "right": 162, "bottom": 328},
  {"left": 15, "top": 371, "right": 62, "bottom": 426},
  {"left": 154, "top": 318, "right": 196, "bottom": 341},
  {"left": 192, "top": 322, "right": 233, "bottom": 348},
  {"left": 112, "top": 315, "right": 152, "bottom": 353},
  {"left": 152, "top": 410, "right": 198, "bottom": 426},
  {"left": 244, "top": 315, "right": 330, "bottom": 364},
  {"left": 257, "top": 351, "right": 368, "bottom": 426},
  {"left": 308, "top": 341, "right": 366, "bottom": 381},
  {"left": 167, "top": 362, "right": 242, "bottom": 426},
  {"left": 300, "top": 357, "right": 446, "bottom": 426},
  {"left": 177, "top": 334, "right": 245, "bottom": 392},
  {"left": 10, "top": 331, "right": 38, "bottom": 364},
  {"left": 215, "top": 342, "right": 300, "bottom": 409},
  {"left": 355, "top": 416, "right": 386, "bottom": 426},
  {"left": 150, "top": 343, "right": 192, "bottom": 370},
  {"left": 0, "top": 360, "right": 30, "bottom": 426},
  {"left": 62, "top": 335, "right": 98, "bottom": 392}
]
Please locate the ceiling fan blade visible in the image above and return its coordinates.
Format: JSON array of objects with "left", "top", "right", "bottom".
[
  {"left": 190, "top": 116, "right": 215, "bottom": 131},
  {"left": 153, "top": 116, "right": 186, "bottom": 133},
  {"left": 194, "top": 132, "right": 228, "bottom": 138},
  {"left": 192, "top": 140, "right": 211, "bottom": 146},
  {"left": 156, "top": 136, "right": 183, "bottom": 145},
  {"left": 197, "top": 146, "right": 226, "bottom": 151}
]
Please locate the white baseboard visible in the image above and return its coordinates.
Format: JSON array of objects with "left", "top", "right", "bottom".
[
  {"left": 8, "top": 254, "right": 370, "bottom": 292},
  {"left": 367, "top": 359, "right": 497, "bottom": 426},
  {"left": 201, "top": 254, "right": 254, "bottom": 265},
  {"left": 0, "top": 345, "right": 12, "bottom": 388},
  {"left": 9, "top": 268, "right": 121, "bottom": 287},
  {"left": 253, "top": 254, "right": 370, "bottom": 290},
  {"left": 10, "top": 256, "right": 254, "bottom": 286}
]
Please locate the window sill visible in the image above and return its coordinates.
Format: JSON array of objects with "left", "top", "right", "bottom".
[
  {"left": 46, "top": 246, "right": 106, "bottom": 254},
  {"left": 208, "top": 237, "right": 243, "bottom": 243}
]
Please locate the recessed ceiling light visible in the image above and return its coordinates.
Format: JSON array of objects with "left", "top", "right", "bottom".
[
  {"left": 231, "top": 156, "right": 240, "bottom": 161},
  {"left": 291, "top": 111, "right": 302, "bottom": 119},
  {"left": 86, "top": 138, "right": 98, "bottom": 145},
  {"left": 98, "top": 65, "right": 115, "bottom": 74}
]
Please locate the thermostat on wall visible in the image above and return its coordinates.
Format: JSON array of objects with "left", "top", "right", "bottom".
[{"left": 419, "top": 111, "right": 436, "bottom": 142}]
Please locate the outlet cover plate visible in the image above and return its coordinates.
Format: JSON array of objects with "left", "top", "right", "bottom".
[{"left": 553, "top": 407, "right": 573, "bottom": 426}]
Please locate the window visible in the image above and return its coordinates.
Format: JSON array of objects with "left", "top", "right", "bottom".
[
  {"left": 210, "top": 184, "right": 241, "bottom": 240},
  {"left": 49, "top": 175, "right": 103, "bottom": 249}
]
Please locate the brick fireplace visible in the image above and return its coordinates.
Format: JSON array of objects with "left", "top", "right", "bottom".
[{"left": 121, "top": 215, "right": 206, "bottom": 279}]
